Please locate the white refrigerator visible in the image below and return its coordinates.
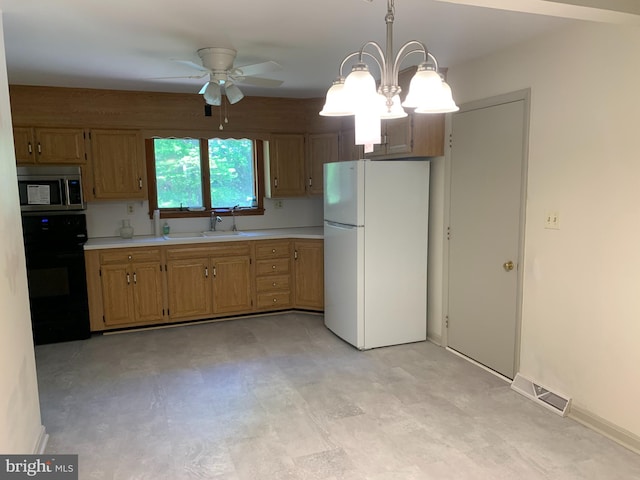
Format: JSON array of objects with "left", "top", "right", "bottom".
[{"left": 323, "top": 159, "right": 430, "bottom": 350}]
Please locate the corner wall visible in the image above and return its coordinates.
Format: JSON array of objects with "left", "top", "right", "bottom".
[
  {"left": 447, "top": 21, "right": 640, "bottom": 438},
  {"left": 0, "top": 13, "right": 45, "bottom": 453}
]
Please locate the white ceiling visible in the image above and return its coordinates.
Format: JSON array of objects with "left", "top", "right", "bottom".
[{"left": 0, "top": 0, "right": 632, "bottom": 99}]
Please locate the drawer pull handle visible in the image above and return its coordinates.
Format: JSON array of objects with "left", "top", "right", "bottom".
[
  {"left": 273, "top": 298, "right": 277, "bottom": 303},
  {"left": 128, "top": 255, "right": 132, "bottom": 260},
  {"left": 272, "top": 282, "right": 277, "bottom": 287},
  {"left": 272, "top": 265, "right": 276, "bottom": 269},
  {"left": 272, "top": 249, "right": 276, "bottom": 253}
]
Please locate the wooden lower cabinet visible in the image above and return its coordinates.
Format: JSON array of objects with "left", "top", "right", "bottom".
[
  {"left": 293, "top": 239, "right": 324, "bottom": 310},
  {"left": 166, "top": 257, "right": 211, "bottom": 319},
  {"left": 85, "top": 238, "right": 323, "bottom": 332},
  {"left": 165, "top": 242, "right": 253, "bottom": 321},
  {"left": 85, "top": 247, "right": 165, "bottom": 330},
  {"left": 211, "top": 255, "right": 253, "bottom": 315}
]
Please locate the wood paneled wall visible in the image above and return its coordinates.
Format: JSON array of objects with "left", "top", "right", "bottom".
[{"left": 9, "top": 85, "right": 344, "bottom": 135}]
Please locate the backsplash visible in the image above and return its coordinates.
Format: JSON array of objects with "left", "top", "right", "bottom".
[{"left": 85, "top": 196, "right": 324, "bottom": 238}]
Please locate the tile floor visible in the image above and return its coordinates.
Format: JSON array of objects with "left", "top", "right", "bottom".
[{"left": 35, "top": 312, "right": 640, "bottom": 479}]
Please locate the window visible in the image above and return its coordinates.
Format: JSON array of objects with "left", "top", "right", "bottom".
[{"left": 147, "top": 137, "right": 264, "bottom": 217}]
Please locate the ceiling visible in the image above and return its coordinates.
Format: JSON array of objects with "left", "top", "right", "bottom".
[{"left": 0, "top": 0, "right": 625, "bottom": 99}]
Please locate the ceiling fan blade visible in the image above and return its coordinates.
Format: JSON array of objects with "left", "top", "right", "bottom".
[
  {"left": 231, "top": 76, "right": 284, "bottom": 88},
  {"left": 151, "top": 73, "right": 209, "bottom": 80},
  {"left": 233, "top": 60, "right": 282, "bottom": 77},
  {"left": 173, "top": 59, "right": 212, "bottom": 73}
]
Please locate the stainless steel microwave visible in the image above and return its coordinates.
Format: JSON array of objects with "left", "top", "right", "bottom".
[{"left": 17, "top": 166, "right": 85, "bottom": 212}]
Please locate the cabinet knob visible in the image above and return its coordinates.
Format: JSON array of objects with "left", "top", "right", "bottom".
[
  {"left": 128, "top": 255, "right": 132, "bottom": 260},
  {"left": 272, "top": 265, "right": 276, "bottom": 269},
  {"left": 272, "top": 282, "right": 277, "bottom": 287},
  {"left": 272, "top": 249, "right": 276, "bottom": 253},
  {"left": 273, "top": 298, "right": 277, "bottom": 303}
]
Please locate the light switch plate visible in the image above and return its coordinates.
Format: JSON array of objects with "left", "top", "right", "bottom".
[{"left": 545, "top": 211, "right": 560, "bottom": 229}]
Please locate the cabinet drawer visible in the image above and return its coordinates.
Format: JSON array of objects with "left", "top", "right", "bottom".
[
  {"left": 255, "top": 240, "right": 291, "bottom": 259},
  {"left": 99, "top": 248, "right": 161, "bottom": 264},
  {"left": 256, "top": 292, "right": 291, "bottom": 309},
  {"left": 256, "top": 258, "right": 290, "bottom": 276},
  {"left": 256, "top": 275, "right": 290, "bottom": 293}
]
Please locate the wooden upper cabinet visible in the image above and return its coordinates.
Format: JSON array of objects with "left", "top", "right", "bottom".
[
  {"left": 266, "top": 134, "right": 306, "bottom": 197},
  {"left": 13, "top": 127, "right": 86, "bottom": 164},
  {"left": 306, "top": 133, "right": 339, "bottom": 195},
  {"left": 368, "top": 67, "right": 445, "bottom": 159},
  {"left": 90, "top": 129, "right": 145, "bottom": 200},
  {"left": 12, "top": 127, "right": 36, "bottom": 164},
  {"left": 339, "top": 129, "right": 364, "bottom": 162}
]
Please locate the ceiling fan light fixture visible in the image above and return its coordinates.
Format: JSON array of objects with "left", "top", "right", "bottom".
[
  {"left": 203, "top": 82, "right": 222, "bottom": 106},
  {"left": 225, "top": 82, "right": 244, "bottom": 104}
]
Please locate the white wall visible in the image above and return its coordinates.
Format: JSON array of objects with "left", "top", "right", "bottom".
[
  {"left": 447, "top": 21, "right": 640, "bottom": 437},
  {"left": 86, "top": 196, "right": 323, "bottom": 238},
  {"left": 0, "top": 13, "right": 45, "bottom": 453}
]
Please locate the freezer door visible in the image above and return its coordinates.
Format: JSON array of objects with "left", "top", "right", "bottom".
[
  {"left": 323, "top": 160, "right": 364, "bottom": 226},
  {"left": 323, "top": 221, "right": 364, "bottom": 349}
]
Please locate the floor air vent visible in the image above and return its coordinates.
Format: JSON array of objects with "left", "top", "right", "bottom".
[{"left": 511, "top": 373, "right": 571, "bottom": 417}]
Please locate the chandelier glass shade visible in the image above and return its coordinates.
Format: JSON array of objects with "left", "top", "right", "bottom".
[{"left": 320, "top": 0, "right": 459, "bottom": 150}]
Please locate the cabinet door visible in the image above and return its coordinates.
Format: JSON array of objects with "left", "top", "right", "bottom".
[
  {"left": 13, "top": 127, "right": 36, "bottom": 164},
  {"left": 339, "top": 129, "right": 364, "bottom": 162},
  {"left": 268, "top": 134, "right": 306, "bottom": 197},
  {"left": 211, "top": 255, "right": 253, "bottom": 314},
  {"left": 132, "top": 261, "right": 164, "bottom": 323},
  {"left": 90, "top": 129, "right": 145, "bottom": 200},
  {"left": 306, "top": 133, "right": 338, "bottom": 195},
  {"left": 101, "top": 263, "right": 135, "bottom": 326},
  {"left": 385, "top": 116, "right": 413, "bottom": 156},
  {"left": 35, "top": 128, "right": 86, "bottom": 164},
  {"left": 293, "top": 240, "right": 324, "bottom": 310},
  {"left": 167, "top": 258, "right": 211, "bottom": 319}
]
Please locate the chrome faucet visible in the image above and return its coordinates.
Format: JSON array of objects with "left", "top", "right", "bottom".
[
  {"left": 210, "top": 210, "right": 222, "bottom": 231},
  {"left": 231, "top": 205, "right": 239, "bottom": 232}
]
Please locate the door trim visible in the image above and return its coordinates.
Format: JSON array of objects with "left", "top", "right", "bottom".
[{"left": 441, "top": 88, "right": 531, "bottom": 378}]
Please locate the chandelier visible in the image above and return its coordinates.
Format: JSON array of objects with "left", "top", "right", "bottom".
[{"left": 320, "top": 0, "right": 458, "bottom": 152}]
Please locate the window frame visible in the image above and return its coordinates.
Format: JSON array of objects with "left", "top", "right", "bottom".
[{"left": 145, "top": 136, "right": 265, "bottom": 219}]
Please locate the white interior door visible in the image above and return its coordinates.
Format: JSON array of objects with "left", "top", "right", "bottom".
[{"left": 447, "top": 94, "right": 527, "bottom": 379}]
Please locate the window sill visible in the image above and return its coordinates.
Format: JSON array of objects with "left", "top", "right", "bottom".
[{"left": 152, "top": 207, "right": 265, "bottom": 219}]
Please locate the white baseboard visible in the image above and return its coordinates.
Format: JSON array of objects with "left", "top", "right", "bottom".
[
  {"left": 569, "top": 405, "right": 640, "bottom": 455},
  {"left": 33, "top": 425, "right": 49, "bottom": 454},
  {"left": 427, "top": 333, "right": 442, "bottom": 346}
]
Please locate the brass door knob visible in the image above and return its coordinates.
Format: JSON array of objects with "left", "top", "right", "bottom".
[{"left": 503, "top": 260, "right": 515, "bottom": 272}]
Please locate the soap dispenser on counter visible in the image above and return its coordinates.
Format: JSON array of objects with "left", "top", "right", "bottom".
[{"left": 162, "top": 221, "right": 170, "bottom": 235}]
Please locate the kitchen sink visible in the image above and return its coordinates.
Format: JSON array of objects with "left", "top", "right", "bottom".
[
  {"left": 163, "top": 231, "right": 245, "bottom": 240},
  {"left": 163, "top": 232, "right": 204, "bottom": 239},
  {"left": 201, "top": 230, "right": 244, "bottom": 237}
]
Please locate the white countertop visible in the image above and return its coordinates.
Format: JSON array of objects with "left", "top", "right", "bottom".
[{"left": 84, "top": 226, "right": 324, "bottom": 250}]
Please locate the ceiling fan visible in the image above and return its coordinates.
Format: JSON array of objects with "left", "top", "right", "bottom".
[{"left": 173, "top": 47, "right": 283, "bottom": 105}]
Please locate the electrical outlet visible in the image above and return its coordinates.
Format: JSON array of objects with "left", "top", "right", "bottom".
[
  {"left": 545, "top": 211, "right": 560, "bottom": 230},
  {"left": 127, "top": 203, "right": 135, "bottom": 215},
  {"left": 274, "top": 200, "right": 284, "bottom": 209}
]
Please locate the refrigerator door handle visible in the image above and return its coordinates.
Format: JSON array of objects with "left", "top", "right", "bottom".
[{"left": 325, "top": 220, "right": 361, "bottom": 230}]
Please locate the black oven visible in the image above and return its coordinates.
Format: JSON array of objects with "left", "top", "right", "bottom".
[{"left": 22, "top": 213, "right": 90, "bottom": 345}]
